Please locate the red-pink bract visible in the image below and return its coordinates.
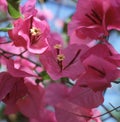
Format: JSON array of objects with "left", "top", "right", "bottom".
[
  {"left": 20, "top": 0, "right": 37, "bottom": 17},
  {"left": 0, "top": 0, "right": 7, "bottom": 12},
  {"left": 3, "top": 79, "right": 27, "bottom": 114},
  {"left": 55, "top": 100, "right": 93, "bottom": 122},
  {"left": 5, "top": 58, "right": 33, "bottom": 77},
  {"left": 0, "top": 72, "right": 18, "bottom": 101},
  {"left": 45, "top": 82, "right": 103, "bottom": 109},
  {"left": 30, "top": 110, "right": 57, "bottom": 122},
  {"left": 40, "top": 44, "right": 88, "bottom": 80},
  {"left": 67, "top": 84, "right": 104, "bottom": 109},
  {"left": 0, "top": 59, "right": 32, "bottom": 114},
  {"left": 45, "top": 83, "right": 70, "bottom": 106},
  {"left": 17, "top": 79, "right": 45, "bottom": 119},
  {"left": 68, "top": 0, "right": 120, "bottom": 43},
  {"left": 78, "top": 55, "right": 120, "bottom": 91},
  {"left": 8, "top": 15, "right": 50, "bottom": 54},
  {"left": 81, "top": 43, "right": 120, "bottom": 66}
]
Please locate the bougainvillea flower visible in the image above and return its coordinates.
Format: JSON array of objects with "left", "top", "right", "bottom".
[
  {"left": 0, "top": 72, "right": 18, "bottom": 101},
  {"left": 90, "top": 109, "right": 102, "bottom": 122},
  {"left": 67, "top": 85, "right": 104, "bottom": 109},
  {"left": 8, "top": 15, "right": 50, "bottom": 54},
  {"left": 44, "top": 82, "right": 103, "bottom": 121},
  {"left": 20, "top": 0, "right": 37, "bottom": 17},
  {"left": 36, "top": 8, "right": 54, "bottom": 21},
  {"left": 17, "top": 78, "right": 45, "bottom": 119},
  {"left": 40, "top": 44, "right": 88, "bottom": 80},
  {"left": 55, "top": 101, "right": 102, "bottom": 122},
  {"left": 55, "top": 100, "right": 94, "bottom": 122},
  {"left": 0, "top": 42, "right": 25, "bottom": 56},
  {"left": 81, "top": 43, "right": 120, "bottom": 66},
  {"left": 0, "top": 59, "right": 34, "bottom": 114},
  {"left": 3, "top": 78, "right": 27, "bottom": 114},
  {"left": 0, "top": 0, "right": 7, "bottom": 12},
  {"left": 68, "top": 0, "right": 120, "bottom": 43},
  {"left": 67, "top": 30, "right": 96, "bottom": 47},
  {"left": 78, "top": 55, "right": 120, "bottom": 91},
  {"left": 45, "top": 83, "right": 70, "bottom": 106},
  {"left": 81, "top": 43, "right": 116, "bottom": 61},
  {"left": 5, "top": 58, "right": 33, "bottom": 77},
  {"left": 45, "top": 82, "right": 103, "bottom": 109},
  {"left": 30, "top": 110, "right": 57, "bottom": 122},
  {"left": 14, "top": 51, "right": 43, "bottom": 76}
]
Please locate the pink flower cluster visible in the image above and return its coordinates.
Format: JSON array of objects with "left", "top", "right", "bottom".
[{"left": 0, "top": 0, "right": 120, "bottom": 122}]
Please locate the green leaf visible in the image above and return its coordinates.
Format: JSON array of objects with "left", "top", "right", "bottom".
[
  {"left": 0, "top": 27, "right": 12, "bottom": 31},
  {"left": 7, "top": 0, "right": 21, "bottom": 19},
  {"left": 40, "top": 71, "right": 51, "bottom": 80},
  {"left": 0, "top": 23, "right": 13, "bottom": 32}
]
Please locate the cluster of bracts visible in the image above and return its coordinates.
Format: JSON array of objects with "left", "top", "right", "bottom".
[{"left": 0, "top": 0, "right": 120, "bottom": 122}]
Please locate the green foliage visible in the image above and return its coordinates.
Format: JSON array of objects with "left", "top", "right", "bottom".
[
  {"left": 0, "top": 23, "right": 13, "bottom": 32},
  {"left": 40, "top": 71, "right": 51, "bottom": 80},
  {"left": 7, "top": 0, "right": 21, "bottom": 19}
]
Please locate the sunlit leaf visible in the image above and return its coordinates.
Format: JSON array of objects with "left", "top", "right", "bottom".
[
  {"left": 7, "top": 0, "right": 21, "bottom": 19},
  {"left": 0, "top": 23, "right": 13, "bottom": 32}
]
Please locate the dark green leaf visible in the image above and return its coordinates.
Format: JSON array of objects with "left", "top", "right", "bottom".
[
  {"left": 7, "top": 0, "right": 21, "bottom": 19},
  {"left": 0, "top": 23, "right": 13, "bottom": 32},
  {"left": 40, "top": 71, "right": 51, "bottom": 80},
  {"left": 0, "top": 27, "right": 12, "bottom": 31}
]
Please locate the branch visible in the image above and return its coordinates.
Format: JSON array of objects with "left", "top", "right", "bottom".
[
  {"left": 0, "top": 48, "right": 41, "bottom": 67},
  {"left": 92, "top": 105, "right": 120, "bottom": 119}
]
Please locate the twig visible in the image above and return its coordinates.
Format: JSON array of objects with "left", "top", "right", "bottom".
[
  {"left": 92, "top": 105, "right": 120, "bottom": 119},
  {"left": 0, "top": 48, "right": 41, "bottom": 67}
]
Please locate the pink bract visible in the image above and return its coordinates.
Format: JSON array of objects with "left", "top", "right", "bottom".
[
  {"left": 40, "top": 44, "right": 88, "bottom": 80},
  {"left": 78, "top": 55, "right": 120, "bottom": 91},
  {"left": 8, "top": 15, "right": 50, "bottom": 54},
  {"left": 0, "top": 72, "right": 18, "bottom": 101},
  {"left": 0, "top": 59, "right": 33, "bottom": 114},
  {"left": 55, "top": 100, "right": 102, "bottom": 122},
  {"left": 20, "top": 0, "right": 37, "bottom": 17},
  {"left": 17, "top": 78, "right": 45, "bottom": 119},
  {"left": 55, "top": 100, "right": 93, "bottom": 122},
  {"left": 67, "top": 84, "right": 104, "bottom": 109},
  {"left": 45, "top": 83, "right": 103, "bottom": 108},
  {"left": 30, "top": 110, "right": 57, "bottom": 122},
  {"left": 0, "top": 0, "right": 7, "bottom": 12},
  {"left": 45, "top": 83, "right": 70, "bottom": 106},
  {"left": 3, "top": 79, "right": 27, "bottom": 114},
  {"left": 68, "top": 0, "right": 120, "bottom": 43}
]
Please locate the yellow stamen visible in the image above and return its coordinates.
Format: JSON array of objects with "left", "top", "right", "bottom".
[
  {"left": 30, "top": 27, "right": 40, "bottom": 36},
  {"left": 54, "top": 44, "right": 62, "bottom": 49},
  {"left": 57, "top": 54, "right": 65, "bottom": 61}
]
